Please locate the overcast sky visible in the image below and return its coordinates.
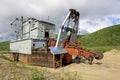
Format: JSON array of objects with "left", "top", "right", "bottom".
[{"left": 0, "top": 0, "right": 120, "bottom": 42}]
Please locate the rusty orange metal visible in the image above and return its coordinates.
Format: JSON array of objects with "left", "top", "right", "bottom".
[
  {"left": 64, "top": 41, "right": 103, "bottom": 64},
  {"left": 48, "top": 39, "right": 103, "bottom": 64}
]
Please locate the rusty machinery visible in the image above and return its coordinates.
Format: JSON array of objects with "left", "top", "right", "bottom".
[
  {"left": 10, "top": 9, "right": 103, "bottom": 68},
  {"left": 49, "top": 9, "right": 103, "bottom": 64}
]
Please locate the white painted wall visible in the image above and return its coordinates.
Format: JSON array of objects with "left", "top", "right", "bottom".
[
  {"left": 10, "top": 39, "right": 32, "bottom": 54},
  {"left": 30, "top": 29, "right": 38, "bottom": 39},
  {"left": 22, "top": 18, "right": 55, "bottom": 40},
  {"left": 38, "top": 24, "right": 44, "bottom": 39}
]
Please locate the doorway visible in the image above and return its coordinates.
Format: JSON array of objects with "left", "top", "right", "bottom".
[{"left": 45, "top": 32, "right": 49, "bottom": 38}]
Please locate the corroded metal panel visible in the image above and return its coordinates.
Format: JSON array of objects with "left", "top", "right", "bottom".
[{"left": 49, "top": 47, "right": 67, "bottom": 55}]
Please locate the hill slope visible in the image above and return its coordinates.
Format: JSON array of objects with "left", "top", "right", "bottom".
[
  {"left": 0, "top": 41, "right": 9, "bottom": 51},
  {"left": 77, "top": 24, "right": 120, "bottom": 52}
]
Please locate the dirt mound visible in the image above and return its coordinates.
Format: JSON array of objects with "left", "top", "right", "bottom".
[{"left": 47, "top": 49, "right": 120, "bottom": 80}]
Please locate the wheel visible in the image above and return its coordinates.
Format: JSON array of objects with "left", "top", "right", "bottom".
[{"left": 95, "top": 52, "right": 104, "bottom": 60}]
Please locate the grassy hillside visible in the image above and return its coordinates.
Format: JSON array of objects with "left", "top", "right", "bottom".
[
  {"left": 77, "top": 24, "right": 120, "bottom": 52},
  {"left": 0, "top": 41, "right": 9, "bottom": 51}
]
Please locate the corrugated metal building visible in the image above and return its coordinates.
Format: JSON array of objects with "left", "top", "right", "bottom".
[{"left": 22, "top": 18, "right": 55, "bottom": 39}]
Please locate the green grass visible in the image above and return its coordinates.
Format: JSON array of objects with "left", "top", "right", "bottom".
[
  {"left": 29, "top": 68, "right": 46, "bottom": 80},
  {"left": 77, "top": 24, "right": 120, "bottom": 52},
  {"left": 57, "top": 71, "right": 82, "bottom": 80},
  {"left": 0, "top": 54, "right": 13, "bottom": 61},
  {"left": 0, "top": 41, "right": 9, "bottom": 51}
]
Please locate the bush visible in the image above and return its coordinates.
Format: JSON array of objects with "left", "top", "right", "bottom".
[{"left": 29, "top": 68, "right": 46, "bottom": 80}]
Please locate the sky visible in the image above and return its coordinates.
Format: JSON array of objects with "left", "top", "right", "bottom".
[{"left": 0, "top": 0, "right": 120, "bottom": 42}]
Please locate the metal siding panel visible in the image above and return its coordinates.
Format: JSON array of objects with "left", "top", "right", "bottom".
[
  {"left": 38, "top": 24, "right": 44, "bottom": 39},
  {"left": 10, "top": 42, "right": 19, "bottom": 52},
  {"left": 33, "top": 39, "right": 46, "bottom": 48},
  {"left": 50, "top": 29, "right": 55, "bottom": 39},
  {"left": 23, "top": 20, "right": 31, "bottom": 39},
  {"left": 30, "top": 19, "right": 35, "bottom": 30},
  {"left": 34, "top": 41, "right": 45, "bottom": 48},
  {"left": 33, "top": 22, "right": 38, "bottom": 28},
  {"left": 30, "top": 29, "right": 38, "bottom": 38},
  {"left": 23, "top": 22, "right": 30, "bottom": 34},
  {"left": 19, "top": 39, "right": 32, "bottom": 54},
  {"left": 10, "top": 39, "right": 32, "bottom": 54},
  {"left": 49, "top": 47, "right": 67, "bottom": 55},
  {"left": 23, "top": 33, "right": 29, "bottom": 39}
]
